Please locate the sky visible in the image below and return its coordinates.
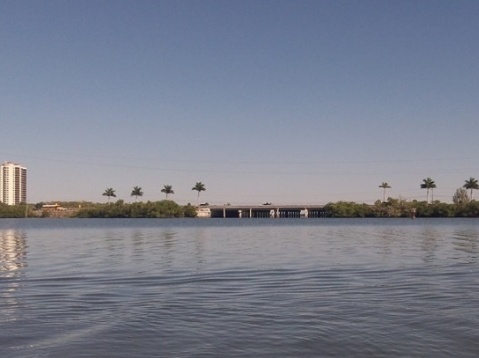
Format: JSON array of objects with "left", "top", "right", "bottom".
[{"left": 1, "top": 0, "right": 478, "bottom": 205}]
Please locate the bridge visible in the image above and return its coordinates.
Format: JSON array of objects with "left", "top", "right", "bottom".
[{"left": 198, "top": 205, "right": 328, "bottom": 218}]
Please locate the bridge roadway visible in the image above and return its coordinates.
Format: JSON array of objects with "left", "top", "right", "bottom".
[{"left": 206, "top": 204, "right": 327, "bottom": 218}]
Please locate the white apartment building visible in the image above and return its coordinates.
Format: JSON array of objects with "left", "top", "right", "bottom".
[{"left": 0, "top": 162, "right": 27, "bottom": 205}]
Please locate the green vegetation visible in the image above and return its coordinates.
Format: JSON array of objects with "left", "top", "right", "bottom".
[
  {"left": 2, "top": 198, "right": 479, "bottom": 219},
  {"left": 378, "top": 182, "right": 391, "bottom": 202},
  {"left": 161, "top": 185, "right": 174, "bottom": 199},
  {"left": 33, "top": 201, "right": 95, "bottom": 210},
  {"left": 325, "top": 201, "right": 374, "bottom": 218},
  {"left": 74, "top": 200, "right": 197, "bottom": 218},
  {"left": 1, "top": 199, "right": 197, "bottom": 219},
  {"left": 131, "top": 186, "right": 143, "bottom": 201},
  {"left": 453, "top": 188, "right": 469, "bottom": 204},
  {"left": 3, "top": 177, "right": 479, "bottom": 219},
  {"left": 324, "top": 198, "right": 479, "bottom": 218},
  {"left": 463, "top": 177, "right": 479, "bottom": 200},
  {"left": 192, "top": 182, "right": 206, "bottom": 205},
  {"left": 102, "top": 188, "right": 116, "bottom": 202},
  {"left": 420, "top": 178, "right": 436, "bottom": 204},
  {"left": 0, "top": 203, "right": 29, "bottom": 218}
]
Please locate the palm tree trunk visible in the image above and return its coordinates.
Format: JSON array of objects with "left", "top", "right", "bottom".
[{"left": 426, "top": 189, "right": 429, "bottom": 204}]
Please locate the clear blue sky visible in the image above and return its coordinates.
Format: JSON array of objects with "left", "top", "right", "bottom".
[{"left": 1, "top": 0, "right": 478, "bottom": 204}]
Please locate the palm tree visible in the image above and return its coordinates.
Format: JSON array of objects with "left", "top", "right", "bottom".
[
  {"left": 102, "top": 188, "right": 116, "bottom": 202},
  {"left": 131, "top": 186, "right": 143, "bottom": 201},
  {"left": 463, "top": 177, "right": 479, "bottom": 200},
  {"left": 420, "top": 178, "right": 436, "bottom": 204},
  {"left": 378, "top": 182, "right": 391, "bottom": 202},
  {"left": 161, "top": 185, "right": 174, "bottom": 199},
  {"left": 192, "top": 182, "right": 206, "bottom": 206}
]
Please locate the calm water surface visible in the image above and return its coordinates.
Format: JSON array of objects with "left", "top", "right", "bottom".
[{"left": 1, "top": 218, "right": 478, "bottom": 357}]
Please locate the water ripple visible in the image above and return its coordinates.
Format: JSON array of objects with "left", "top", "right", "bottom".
[{"left": 1, "top": 219, "right": 479, "bottom": 357}]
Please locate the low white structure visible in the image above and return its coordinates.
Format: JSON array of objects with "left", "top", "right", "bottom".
[{"left": 196, "top": 206, "right": 211, "bottom": 218}]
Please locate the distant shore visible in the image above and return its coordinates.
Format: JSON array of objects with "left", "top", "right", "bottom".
[{"left": 2, "top": 198, "right": 479, "bottom": 219}]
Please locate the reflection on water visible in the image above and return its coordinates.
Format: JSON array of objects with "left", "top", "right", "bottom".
[
  {"left": 158, "top": 230, "right": 177, "bottom": 269},
  {"left": 376, "top": 227, "right": 406, "bottom": 259},
  {"left": 193, "top": 227, "right": 205, "bottom": 269},
  {"left": 125, "top": 228, "right": 206, "bottom": 271},
  {"left": 161, "top": 231, "right": 177, "bottom": 248},
  {"left": 452, "top": 229, "right": 478, "bottom": 263},
  {"left": 0, "top": 229, "right": 28, "bottom": 325},
  {"left": 420, "top": 227, "right": 441, "bottom": 264},
  {"left": 0, "top": 229, "right": 27, "bottom": 275},
  {"left": 1, "top": 219, "right": 479, "bottom": 358}
]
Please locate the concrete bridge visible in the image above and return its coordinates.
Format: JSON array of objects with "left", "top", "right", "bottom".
[{"left": 198, "top": 205, "right": 328, "bottom": 218}]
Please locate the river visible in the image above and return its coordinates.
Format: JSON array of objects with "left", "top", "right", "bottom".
[{"left": 1, "top": 218, "right": 478, "bottom": 357}]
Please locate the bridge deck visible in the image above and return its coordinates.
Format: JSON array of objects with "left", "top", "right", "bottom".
[{"left": 202, "top": 205, "right": 327, "bottom": 218}]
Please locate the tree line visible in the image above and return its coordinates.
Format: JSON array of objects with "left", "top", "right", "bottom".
[
  {"left": 325, "top": 177, "right": 479, "bottom": 218},
  {"left": 380, "top": 177, "right": 478, "bottom": 204},
  {"left": 45, "top": 182, "right": 207, "bottom": 218},
  {"left": 325, "top": 199, "right": 479, "bottom": 218},
  {"left": 102, "top": 182, "right": 206, "bottom": 205},
  {"left": 0, "top": 202, "right": 28, "bottom": 218},
  {"left": 73, "top": 200, "right": 197, "bottom": 218},
  {"left": 2, "top": 178, "right": 479, "bottom": 218}
]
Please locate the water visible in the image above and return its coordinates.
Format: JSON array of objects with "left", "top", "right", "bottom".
[{"left": 1, "top": 218, "right": 478, "bottom": 357}]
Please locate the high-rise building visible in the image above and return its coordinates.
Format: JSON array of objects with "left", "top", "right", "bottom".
[{"left": 0, "top": 162, "right": 27, "bottom": 205}]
